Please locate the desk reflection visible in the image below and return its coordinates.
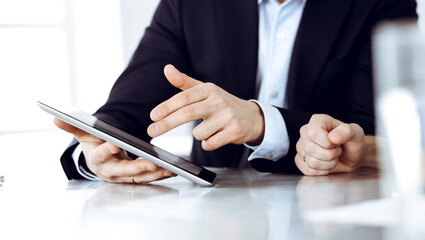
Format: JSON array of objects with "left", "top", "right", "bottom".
[
  {"left": 296, "top": 169, "right": 380, "bottom": 210},
  {"left": 72, "top": 169, "right": 274, "bottom": 240},
  {"left": 295, "top": 169, "right": 382, "bottom": 240},
  {"left": 0, "top": 168, "right": 391, "bottom": 240}
]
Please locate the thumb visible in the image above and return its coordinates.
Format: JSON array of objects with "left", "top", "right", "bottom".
[
  {"left": 164, "top": 64, "right": 202, "bottom": 90},
  {"left": 328, "top": 123, "right": 364, "bottom": 145}
]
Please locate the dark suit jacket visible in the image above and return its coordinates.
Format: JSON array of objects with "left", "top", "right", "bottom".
[{"left": 61, "top": 0, "right": 417, "bottom": 179}]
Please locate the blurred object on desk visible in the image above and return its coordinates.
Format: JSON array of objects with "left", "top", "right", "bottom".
[
  {"left": 0, "top": 174, "right": 4, "bottom": 184},
  {"left": 373, "top": 20, "right": 425, "bottom": 240},
  {"left": 374, "top": 20, "right": 425, "bottom": 198}
]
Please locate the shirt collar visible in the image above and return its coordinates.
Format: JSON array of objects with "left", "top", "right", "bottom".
[{"left": 258, "top": 0, "right": 306, "bottom": 5}]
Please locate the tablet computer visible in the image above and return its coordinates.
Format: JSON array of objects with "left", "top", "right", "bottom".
[{"left": 38, "top": 101, "right": 217, "bottom": 186}]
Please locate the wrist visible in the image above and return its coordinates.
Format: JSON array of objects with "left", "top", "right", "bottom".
[{"left": 247, "top": 101, "right": 265, "bottom": 145}]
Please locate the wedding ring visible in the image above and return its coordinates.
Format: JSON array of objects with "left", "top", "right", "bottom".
[{"left": 302, "top": 152, "right": 307, "bottom": 162}]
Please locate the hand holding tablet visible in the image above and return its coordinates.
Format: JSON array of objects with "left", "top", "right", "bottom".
[
  {"left": 54, "top": 118, "right": 174, "bottom": 184},
  {"left": 39, "top": 101, "right": 217, "bottom": 186}
]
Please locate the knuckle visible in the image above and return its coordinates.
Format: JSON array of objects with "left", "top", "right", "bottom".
[
  {"left": 204, "top": 82, "right": 218, "bottom": 92},
  {"left": 183, "top": 106, "right": 196, "bottom": 118},
  {"left": 329, "top": 160, "right": 338, "bottom": 169},
  {"left": 310, "top": 114, "right": 318, "bottom": 122},
  {"left": 323, "top": 150, "right": 336, "bottom": 161},
  {"left": 159, "top": 120, "right": 169, "bottom": 131},
  {"left": 158, "top": 105, "right": 169, "bottom": 116},
  {"left": 307, "top": 157, "right": 320, "bottom": 169},
  {"left": 202, "top": 140, "right": 215, "bottom": 151},
  {"left": 180, "top": 92, "right": 191, "bottom": 105},
  {"left": 350, "top": 123, "right": 364, "bottom": 134},
  {"left": 300, "top": 125, "right": 307, "bottom": 135},
  {"left": 303, "top": 141, "right": 315, "bottom": 155},
  {"left": 230, "top": 123, "right": 244, "bottom": 139},
  {"left": 296, "top": 140, "right": 302, "bottom": 152},
  {"left": 225, "top": 110, "right": 237, "bottom": 121},
  {"left": 310, "top": 114, "right": 323, "bottom": 122},
  {"left": 303, "top": 167, "right": 316, "bottom": 176},
  {"left": 340, "top": 123, "right": 352, "bottom": 135},
  {"left": 192, "top": 127, "right": 204, "bottom": 141},
  {"left": 214, "top": 97, "right": 229, "bottom": 109},
  {"left": 307, "top": 128, "right": 319, "bottom": 140}
]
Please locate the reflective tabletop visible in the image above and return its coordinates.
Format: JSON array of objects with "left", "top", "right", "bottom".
[
  {"left": 0, "top": 167, "right": 391, "bottom": 240},
  {"left": 0, "top": 132, "right": 424, "bottom": 240}
]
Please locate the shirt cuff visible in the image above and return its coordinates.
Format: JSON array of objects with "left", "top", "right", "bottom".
[
  {"left": 244, "top": 100, "right": 290, "bottom": 161},
  {"left": 72, "top": 144, "right": 102, "bottom": 181}
]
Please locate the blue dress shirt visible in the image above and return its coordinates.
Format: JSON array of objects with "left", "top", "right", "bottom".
[{"left": 246, "top": 0, "right": 306, "bottom": 161}]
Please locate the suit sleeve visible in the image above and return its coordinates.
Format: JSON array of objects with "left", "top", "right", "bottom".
[
  {"left": 250, "top": 0, "right": 418, "bottom": 173},
  {"left": 60, "top": 0, "right": 188, "bottom": 179}
]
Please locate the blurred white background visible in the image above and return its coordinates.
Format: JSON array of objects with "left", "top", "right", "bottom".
[
  {"left": 0, "top": 0, "right": 160, "bottom": 132},
  {"left": 0, "top": 0, "right": 190, "bottom": 183},
  {"left": 0, "top": 1, "right": 423, "bottom": 182}
]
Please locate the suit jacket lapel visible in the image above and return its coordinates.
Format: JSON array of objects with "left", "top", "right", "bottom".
[
  {"left": 213, "top": 0, "right": 259, "bottom": 100},
  {"left": 286, "top": 0, "right": 355, "bottom": 110}
]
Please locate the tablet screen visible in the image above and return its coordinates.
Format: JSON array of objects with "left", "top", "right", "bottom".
[
  {"left": 38, "top": 101, "right": 217, "bottom": 186},
  {"left": 66, "top": 111, "right": 202, "bottom": 174},
  {"left": 93, "top": 117, "right": 202, "bottom": 174}
]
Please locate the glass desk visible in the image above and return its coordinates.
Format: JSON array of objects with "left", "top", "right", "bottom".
[
  {"left": 0, "top": 166, "right": 407, "bottom": 240},
  {"left": 0, "top": 131, "right": 424, "bottom": 240}
]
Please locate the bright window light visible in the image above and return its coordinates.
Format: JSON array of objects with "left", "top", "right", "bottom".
[
  {"left": 71, "top": 0, "right": 124, "bottom": 112},
  {"left": 0, "top": 0, "right": 65, "bottom": 25},
  {"left": 0, "top": 28, "right": 70, "bottom": 132}
]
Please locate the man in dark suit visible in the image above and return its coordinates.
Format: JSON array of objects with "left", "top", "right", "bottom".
[{"left": 56, "top": 0, "right": 417, "bottom": 183}]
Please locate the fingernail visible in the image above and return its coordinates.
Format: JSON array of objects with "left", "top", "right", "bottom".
[
  {"left": 164, "top": 64, "right": 176, "bottom": 75},
  {"left": 154, "top": 125, "right": 159, "bottom": 134},
  {"left": 330, "top": 130, "right": 342, "bottom": 140},
  {"left": 168, "top": 64, "right": 177, "bottom": 71}
]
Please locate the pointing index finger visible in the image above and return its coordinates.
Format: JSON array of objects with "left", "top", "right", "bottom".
[
  {"left": 150, "top": 84, "right": 209, "bottom": 121},
  {"left": 164, "top": 64, "right": 203, "bottom": 90}
]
